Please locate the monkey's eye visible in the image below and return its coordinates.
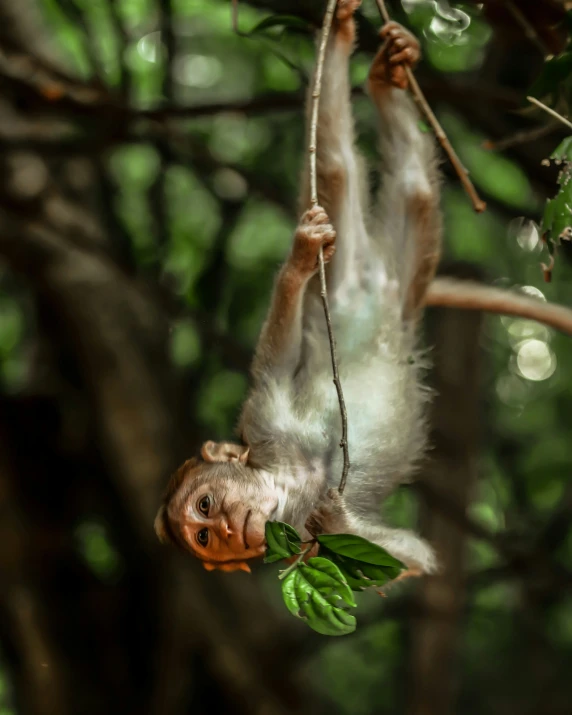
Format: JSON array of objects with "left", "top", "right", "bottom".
[
  {"left": 197, "top": 528, "right": 209, "bottom": 547},
  {"left": 198, "top": 495, "right": 210, "bottom": 516}
]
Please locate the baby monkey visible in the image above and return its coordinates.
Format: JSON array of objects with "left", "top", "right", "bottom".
[{"left": 155, "top": 4, "right": 442, "bottom": 576}]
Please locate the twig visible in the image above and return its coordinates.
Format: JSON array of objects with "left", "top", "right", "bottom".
[
  {"left": 426, "top": 277, "right": 572, "bottom": 336},
  {"left": 527, "top": 96, "right": 572, "bottom": 131},
  {"left": 374, "top": 0, "right": 486, "bottom": 213},
  {"left": 483, "top": 120, "right": 559, "bottom": 153},
  {"left": 309, "top": 0, "right": 351, "bottom": 495}
]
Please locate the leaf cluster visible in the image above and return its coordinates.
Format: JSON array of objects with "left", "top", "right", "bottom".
[
  {"left": 264, "top": 522, "right": 404, "bottom": 637},
  {"left": 528, "top": 12, "right": 572, "bottom": 247}
]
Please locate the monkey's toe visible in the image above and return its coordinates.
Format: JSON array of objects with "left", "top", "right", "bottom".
[
  {"left": 389, "top": 47, "right": 417, "bottom": 65},
  {"left": 379, "top": 21, "right": 402, "bottom": 39},
  {"left": 380, "top": 22, "right": 420, "bottom": 68}
]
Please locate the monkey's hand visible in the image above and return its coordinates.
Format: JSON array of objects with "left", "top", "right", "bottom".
[
  {"left": 290, "top": 206, "right": 336, "bottom": 277},
  {"left": 306, "top": 488, "right": 352, "bottom": 536},
  {"left": 369, "top": 21, "right": 421, "bottom": 91}
]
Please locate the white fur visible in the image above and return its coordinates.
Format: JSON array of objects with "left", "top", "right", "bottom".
[{"left": 239, "top": 30, "right": 440, "bottom": 573}]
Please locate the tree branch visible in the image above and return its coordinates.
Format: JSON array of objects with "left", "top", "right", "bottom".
[{"left": 426, "top": 277, "right": 572, "bottom": 336}]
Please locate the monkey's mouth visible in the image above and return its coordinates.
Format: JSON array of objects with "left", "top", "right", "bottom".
[{"left": 243, "top": 510, "right": 251, "bottom": 549}]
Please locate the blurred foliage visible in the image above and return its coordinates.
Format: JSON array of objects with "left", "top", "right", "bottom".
[
  {"left": 74, "top": 519, "right": 123, "bottom": 583},
  {"left": 1, "top": 0, "right": 572, "bottom": 713}
]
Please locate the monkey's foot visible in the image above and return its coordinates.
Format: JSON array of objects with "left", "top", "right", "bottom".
[
  {"left": 336, "top": 0, "right": 361, "bottom": 22},
  {"left": 291, "top": 206, "right": 336, "bottom": 275},
  {"left": 377, "top": 567, "right": 423, "bottom": 596},
  {"left": 334, "top": 0, "right": 361, "bottom": 46},
  {"left": 369, "top": 21, "right": 420, "bottom": 91}
]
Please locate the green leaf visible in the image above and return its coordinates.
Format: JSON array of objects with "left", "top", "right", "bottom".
[
  {"left": 264, "top": 522, "right": 302, "bottom": 563},
  {"left": 551, "top": 137, "right": 572, "bottom": 163},
  {"left": 281, "top": 558, "right": 356, "bottom": 636},
  {"left": 303, "top": 557, "right": 357, "bottom": 607},
  {"left": 528, "top": 52, "right": 572, "bottom": 102},
  {"left": 541, "top": 169, "right": 572, "bottom": 242},
  {"left": 316, "top": 534, "right": 405, "bottom": 569},
  {"left": 324, "top": 552, "right": 398, "bottom": 591}
]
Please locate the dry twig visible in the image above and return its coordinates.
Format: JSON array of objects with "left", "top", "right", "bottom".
[
  {"left": 374, "top": 0, "right": 486, "bottom": 213},
  {"left": 527, "top": 96, "right": 572, "bottom": 131},
  {"left": 483, "top": 121, "right": 559, "bottom": 153},
  {"left": 309, "top": 0, "right": 351, "bottom": 494}
]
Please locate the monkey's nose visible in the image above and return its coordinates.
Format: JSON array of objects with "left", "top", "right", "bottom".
[{"left": 221, "top": 520, "right": 233, "bottom": 539}]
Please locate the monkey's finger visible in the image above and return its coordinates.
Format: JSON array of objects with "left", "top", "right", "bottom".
[
  {"left": 310, "top": 212, "right": 330, "bottom": 226},
  {"left": 302, "top": 206, "right": 325, "bottom": 225},
  {"left": 389, "top": 47, "right": 418, "bottom": 65},
  {"left": 321, "top": 244, "right": 336, "bottom": 264},
  {"left": 385, "top": 36, "right": 410, "bottom": 58},
  {"left": 304, "top": 206, "right": 331, "bottom": 227},
  {"left": 304, "top": 204, "right": 327, "bottom": 218},
  {"left": 379, "top": 21, "right": 402, "bottom": 39}
]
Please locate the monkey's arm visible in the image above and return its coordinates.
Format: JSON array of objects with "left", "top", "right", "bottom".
[
  {"left": 251, "top": 265, "right": 306, "bottom": 380},
  {"left": 250, "top": 207, "right": 335, "bottom": 381}
]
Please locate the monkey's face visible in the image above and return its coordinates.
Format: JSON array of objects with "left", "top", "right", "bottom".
[
  {"left": 171, "top": 478, "right": 276, "bottom": 567},
  {"left": 155, "top": 442, "right": 279, "bottom": 573}
]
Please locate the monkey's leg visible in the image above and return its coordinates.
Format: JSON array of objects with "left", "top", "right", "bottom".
[
  {"left": 308, "top": 491, "right": 437, "bottom": 574},
  {"left": 359, "top": 522, "right": 437, "bottom": 575},
  {"left": 301, "top": 0, "right": 369, "bottom": 300},
  {"left": 369, "top": 22, "right": 442, "bottom": 322}
]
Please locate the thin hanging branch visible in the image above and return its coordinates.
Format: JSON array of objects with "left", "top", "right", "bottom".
[
  {"left": 374, "top": 0, "right": 486, "bottom": 214},
  {"left": 482, "top": 121, "right": 559, "bottom": 153},
  {"left": 309, "top": 0, "right": 351, "bottom": 495}
]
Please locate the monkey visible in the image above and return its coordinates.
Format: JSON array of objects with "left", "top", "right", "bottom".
[{"left": 154, "top": 3, "right": 442, "bottom": 578}]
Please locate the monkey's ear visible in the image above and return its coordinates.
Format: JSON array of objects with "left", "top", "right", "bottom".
[
  {"left": 202, "top": 560, "right": 251, "bottom": 574},
  {"left": 154, "top": 505, "right": 175, "bottom": 546},
  {"left": 200, "top": 440, "right": 250, "bottom": 464}
]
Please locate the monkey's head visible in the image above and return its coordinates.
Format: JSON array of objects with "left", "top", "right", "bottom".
[{"left": 154, "top": 441, "right": 279, "bottom": 573}]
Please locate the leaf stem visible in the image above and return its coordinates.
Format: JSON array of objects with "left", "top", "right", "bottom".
[{"left": 278, "top": 544, "right": 313, "bottom": 580}]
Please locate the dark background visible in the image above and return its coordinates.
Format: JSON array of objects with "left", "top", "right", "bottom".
[{"left": 1, "top": 1, "right": 572, "bottom": 713}]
